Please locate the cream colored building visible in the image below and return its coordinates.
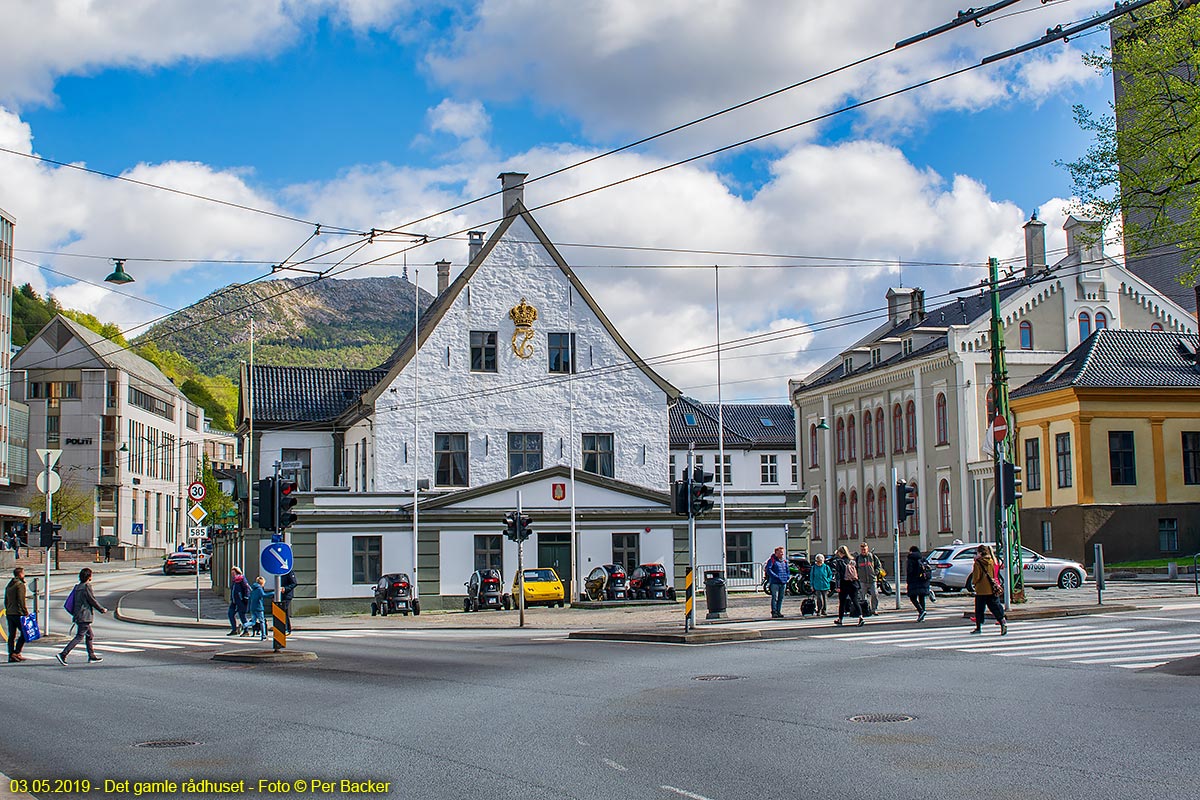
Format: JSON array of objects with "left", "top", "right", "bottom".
[{"left": 790, "top": 215, "right": 1196, "bottom": 561}]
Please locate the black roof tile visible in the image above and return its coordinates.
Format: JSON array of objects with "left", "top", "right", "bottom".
[
  {"left": 670, "top": 397, "right": 794, "bottom": 448},
  {"left": 1012, "top": 329, "right": 1200, "bottom": 398},
  {"left": 251, "top": 365, "right": 387, "bottom": 424}
]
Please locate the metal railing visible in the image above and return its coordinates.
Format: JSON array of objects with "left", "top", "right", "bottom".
[{"left": 698, "top": 562, "right": 764, "bottom": 592}]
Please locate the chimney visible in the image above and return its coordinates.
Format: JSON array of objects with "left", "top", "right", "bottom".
[
  {"left": 1023, "top": 211, "right": 1046, "bottom": 278},
  {"left": 498, "top": 172, "right": 528, "bottom": 213},
  {"left": 435, "top": 260, "right": 451, "bottom": 295},
  {"left": 1064, "top": 216, "right": 1104, "bottom": 264},
  {"left": 886, "top": 287, "right": 924, "bottom": 326},
  {"left": 468, "top": 230, "right": 485, "bottom": 263}
]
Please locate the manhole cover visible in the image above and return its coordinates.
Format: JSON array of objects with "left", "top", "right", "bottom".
[
  {"left": 847, "top": 714, "right": 915, "bottom": 724},
  {"left": 132, "top": 740, "right": 200, "bottom": 749},
  {"left": 692, "top": 674, "right": 743, "bottom": 682}
]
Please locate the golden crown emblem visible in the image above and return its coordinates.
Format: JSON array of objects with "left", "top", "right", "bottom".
[{"left": 509, "top": 298, "right": 538, "bottom": 328}]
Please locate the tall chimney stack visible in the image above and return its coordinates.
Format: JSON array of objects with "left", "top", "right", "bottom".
[
  {"left": 498, "top": 172, "right": 528, "bottom": 214},
  {"left": 1023, "top": 211, "right": 1046, "bottom": 278},
  {"left": 468, "top": 230, "right": 485, "bottom": 263},
  {"left": 436, "top": 260, "right": 451, "bottom": 295}
]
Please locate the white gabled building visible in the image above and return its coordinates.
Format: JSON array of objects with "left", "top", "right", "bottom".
[
  {"left": 790, "top": 214, "right": 1196, "bottom": 563},
  {"left": 230, "top": 173, "right": 808, "bottom": 612}
]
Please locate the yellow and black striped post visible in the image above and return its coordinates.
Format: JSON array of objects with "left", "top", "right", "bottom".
[
  {"left": 272, "top": 601, "right": 287, "bottom": 651},
  {"left": 684, "top": 567, "right": 694, "bottom": 631}
]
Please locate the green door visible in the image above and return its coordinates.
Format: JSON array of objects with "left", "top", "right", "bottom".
[{"left": 538, "top": 533, "right": 572, "bottom": 601}]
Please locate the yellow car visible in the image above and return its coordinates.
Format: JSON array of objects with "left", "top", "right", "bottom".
[{"left": 508, "top": 568, "right": 565, "bottom": 608}]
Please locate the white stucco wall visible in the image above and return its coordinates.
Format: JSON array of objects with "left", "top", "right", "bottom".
[
  {"left": 316, "top": 529, "right": 415, "bottom": 599},
  {"left": 373, "top": 215, "right": 670, "bottom": 493},
  {"left": 257, "top": 431, "right": 335, "bottom": 486}
]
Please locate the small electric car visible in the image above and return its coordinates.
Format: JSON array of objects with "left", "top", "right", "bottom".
[
  {"left": 463, "top": 568, "right": 509, "bottom": 611},
  {"left": 628, "top": 563, "right": 676, "bottom": 600},
  {"left": 370, "top": 572, "right": 421, "bottom": 616}
]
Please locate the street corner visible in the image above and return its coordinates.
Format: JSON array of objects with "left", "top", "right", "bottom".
[{"left": 211, "top": 648, "right": 318, "bottom": 664}]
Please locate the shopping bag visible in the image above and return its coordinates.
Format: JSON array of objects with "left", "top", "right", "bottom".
[{"left": 19, "top": 613, "right": 41, "bottom": 642}]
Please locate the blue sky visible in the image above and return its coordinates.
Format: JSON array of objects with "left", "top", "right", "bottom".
[{"left": 0, "top": 1, "right": 1121, "bottom": 400}]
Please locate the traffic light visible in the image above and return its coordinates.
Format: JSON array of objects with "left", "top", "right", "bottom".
[
  {"left": 277, "top": 480, "right": 298, "bottom": 530},
  {"left": 256, "top": 477, "right": 276, "bottom": 531},
  {"left": 503, "top": 511, "right": 533, "bottom": 542},
  {"left": 690, "top": 468, "right": 715, "bottom": 517},
  {"left": 670, "top": 481, "right": 690, "bottom": 517},
  {"left": 1002, "top": 462, "right": 1023, "bottom": 504},
  {"left": 896, "top": 481, "right": 916, "bottom": 523},
  {"left": 38, "top": 516, "right": 61, "bottom": 548}
]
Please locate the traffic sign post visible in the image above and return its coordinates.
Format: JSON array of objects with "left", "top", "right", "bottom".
[
  {"left": 261, "top": 542, "right": 294, "bottom": 575},
  {"left": 992, "top": 414, "right": 1008, "bottom": 442}
]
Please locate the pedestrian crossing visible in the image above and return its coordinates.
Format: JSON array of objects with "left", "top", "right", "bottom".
[
  {"left": 9, "top": 634, "right": 257, "bottom": 662},
  {"left": 812, "top": 620, "right": 1200, "bottom": 670}
]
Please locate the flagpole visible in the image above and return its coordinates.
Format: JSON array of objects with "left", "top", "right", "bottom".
[
  {"left": 568, "top": 284, "right": 578, "bottom": 603},
  {"left": 715, "top": 266, "right": 727, "bottom": 577},
  {"left": 412, "top": 266, "right": 421, "bottom": 604}
]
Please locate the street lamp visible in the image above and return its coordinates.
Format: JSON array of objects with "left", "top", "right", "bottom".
[
  {"left": 105, "top": 258, "right": 135, "bottom": 285},
  {"left": 817, "top": 417, "right": 830, "bottom": 430}
]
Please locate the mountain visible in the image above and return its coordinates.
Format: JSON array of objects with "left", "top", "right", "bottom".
[{"left": 134, "top": 275, "right": 434, "bottom": 380}]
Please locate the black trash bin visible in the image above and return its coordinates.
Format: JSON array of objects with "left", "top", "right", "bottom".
[{"left": 704, "top": 569, "right": 727, "bottom": 619}]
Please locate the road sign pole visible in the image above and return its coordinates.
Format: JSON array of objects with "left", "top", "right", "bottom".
[{"left": 517, "top": 490, "right": 525, "bottom": 629}]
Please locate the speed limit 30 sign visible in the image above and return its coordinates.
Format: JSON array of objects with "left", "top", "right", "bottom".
[{"left": 188, "top": 481, "right": 206, "bottom": 502}]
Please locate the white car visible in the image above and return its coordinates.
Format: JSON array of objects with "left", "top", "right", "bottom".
[{"left": 927, "top": 543, "right": 1086, "bottom": 591}]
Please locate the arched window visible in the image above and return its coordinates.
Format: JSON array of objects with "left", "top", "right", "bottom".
[
  {"left": 836, "top": 418, "right": 846, "bottom": 463},
  {"left": 849, "top": 490, "right": 858, "bottom": 539},
  {"left": 935, "top": 392, "right": 948, "bottom": 445},
  {"left": 876, "top": 408, "right": 885, "bottom": 456},
  {"left": 1095, "top": 311, "right": 1108, "bottom": 330},
  {"left": 878, "top": 486, "right": 887, "bottom": 538},
  {"left": 892, "top": 404, "right": 904, "bottom": 453},
  {"left": 1151, "top": 322, "right": 1164, "bottom": 332},
  {"left": 986, "top": 386, "right": 997, "bottom": 419},
  {"left": 1020, "top": 320, "right": 1033, "bottom": 350},
  {"left": 905, "top": 400, "right": 917, "bottom": 451},
  {"left": 908, "top": 483, "right": 920, "bottom": 535},
  {"left": 847, "top": 414, "right": 857, "bottom": 461},
  {"left": 812, "top": 496, "right": 821, "bottom": 541},
  {"left": 863, "top": 412, "right": 873, "bottom": 459},
  {"left": 939, "top": 479, "right": 952, "bottom": 533},
  {"left": 838, "top": 492, "right": 848, "bottom": 539},
  {"left": 865, "top": 488, "right": 876, "bottom": 537},
  {"left": 1079, "top": 312, "right": 1092, "bottom": 340},
  {"left": 809, "top": 423, "right": 819, "bottom": 468}
]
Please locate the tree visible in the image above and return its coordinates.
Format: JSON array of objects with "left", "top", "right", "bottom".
[
  {"left": 199, "top": 456, "right": 236, "bottom": 526},
  {"left": 1062, "top": 1, "right": 1200, "bottom": 284},
  {"left": 26, "top": 477, "right": 95, "bottom": 533}
]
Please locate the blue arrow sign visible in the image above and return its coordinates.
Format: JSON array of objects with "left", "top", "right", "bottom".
[
  {"left": 131, "top": 523, "right": 144, "bottom": 537},
  {"left": 261, "top": 542, "right": 294, "bottom": 576}
]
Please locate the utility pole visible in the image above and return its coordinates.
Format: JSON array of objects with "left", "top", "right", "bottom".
[
  {"left": 685, "top": 446, "right": 696, "bottom": 633},
  {"left": 517, "top": 490, "right": 525, "bottom": 629},
  {"left": 988, "top": 257, "right": 1025, "bottom": 604}
]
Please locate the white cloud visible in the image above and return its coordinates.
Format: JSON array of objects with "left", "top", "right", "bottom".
[
  {"left": 1014, "top": 47, "right": 1099, "bottom": 101},
  {"left": 0, "top": 0, "right": 418, "bottom": 107},
  {"left": 427, "top": 98, "right": 490, "bottom": 139}
]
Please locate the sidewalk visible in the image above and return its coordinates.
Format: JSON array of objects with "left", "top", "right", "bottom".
[{"left": 114, "top": 579, "right": 1197, "bottom": 636}]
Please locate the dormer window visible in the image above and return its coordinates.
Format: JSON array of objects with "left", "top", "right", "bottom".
[
  {"left": 902, "top": 339, "right": 913, "bottom": 356},
  {"left": 843, "top": 357, "right": 854, "bottom": 373},
  {"left": 871, "top": 349, "right": 881, "bottom": 365}
]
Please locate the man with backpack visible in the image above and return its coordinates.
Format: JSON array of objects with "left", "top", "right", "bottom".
[{"left": 56, "top": 568, "right": 107, "bottom": 665}]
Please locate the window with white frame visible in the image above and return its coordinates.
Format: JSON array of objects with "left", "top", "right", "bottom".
[{"left": 760, "top": 454, "right": 778, "bottom": 485}]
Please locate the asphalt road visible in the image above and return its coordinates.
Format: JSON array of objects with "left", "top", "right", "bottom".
[{"left": 3, "top": 572, "right": 1199, "bottom": 800}]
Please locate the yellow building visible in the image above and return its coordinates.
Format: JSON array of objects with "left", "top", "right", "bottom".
[{"left": 1011, "top": 329, "right": 1200, "bottom": 564}]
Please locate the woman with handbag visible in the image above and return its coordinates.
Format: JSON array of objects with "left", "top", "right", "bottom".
[
  {"left": 905, "top": 546, "right": 931, "bottom": 622},
  {"left": 969, "top": 545, "right": 1007, "bottom": 635}
]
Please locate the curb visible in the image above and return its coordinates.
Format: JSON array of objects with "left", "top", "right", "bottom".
[
  {"left": 0, "top": 771, "right": 35, "bottom": 800},
  {"left": 211, "top": 649, "right": 318, "bottom": 664},
  {"left": 959, "top": 604, "right": 1138, "bottom": 621},
  {"left": 568, "top": 629, "right": 762, "bottom": 644}
]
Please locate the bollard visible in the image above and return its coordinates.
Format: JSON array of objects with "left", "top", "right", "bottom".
[
  {"left": 1167, "top": 561, "right": 1178, "bottom": 580},
  {"left": 1093, "top": 543, "right": 1105, "bottom": 606}
]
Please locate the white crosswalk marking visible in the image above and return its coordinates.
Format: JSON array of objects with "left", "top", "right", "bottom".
[{"left": 812, "top": 620, "right": 1194, "bottom": 671}]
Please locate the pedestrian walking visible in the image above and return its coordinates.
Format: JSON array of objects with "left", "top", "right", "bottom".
[
  {"left": 11, "top": 532, "right": 20, "bottom": 559},
  {"left": 56, "top": 568, "right": 107, "bottom": 665},
  {"left": 5, "top": 567, "right": 28, "bottom": 662},
  {"left": 832, "top": 546, "right": 865, "bottom": 627},
  {"left": 905, "top": 546, "right": 931, "bottom": 622},
  {"left": 103, "top": 544, "right": 112, "bottom": 563},
  {"left": 281, "top": 571, "right": 297, "bottom": 634},
  {"left": 810, "top": 554, "right": 831, "bottom": 616},
  {"left": 248, "top": 577, "right": 269, "bottom": 640},
  {"left": 764, "top": 547, "right": 790, "bottom": 618},
  {"left": 227, "top": 567, "right": 250, "bottom": 636},
  {"left": 970, "top": 545, "right": 1008, "bottom": 635},
  {"left": 855, "top": 543, "right": 882, "bottom": 614}
]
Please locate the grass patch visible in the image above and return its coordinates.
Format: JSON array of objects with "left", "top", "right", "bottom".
[{"left": 1107, "top": 557, "right": 1199, "bottom": 569}]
